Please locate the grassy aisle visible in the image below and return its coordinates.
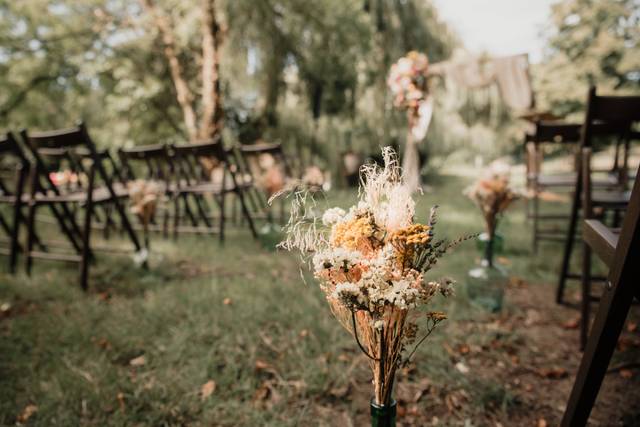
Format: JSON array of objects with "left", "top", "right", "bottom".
[{"left": 2, "top": 173, "right": 636, "bottom": 426}]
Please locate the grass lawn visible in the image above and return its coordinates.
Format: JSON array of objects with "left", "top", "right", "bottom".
[{"left": 1, "top": 171, "right": 639, "bottom": 426}]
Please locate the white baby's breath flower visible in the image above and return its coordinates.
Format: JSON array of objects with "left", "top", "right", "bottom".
[
  {"left": 322, "top": 207, "right": 346, "bottom": 226},
  {"left": 333, "top": 282, "right": 367, "bottom": 307},
  {"left": 312, "top": 248, "right": 362, "bottom": 273}
]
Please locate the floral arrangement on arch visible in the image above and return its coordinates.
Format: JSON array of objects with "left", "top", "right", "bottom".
[
  {"left": 276, "top": 147, "right": 473, "bottom": 409},
  {"left": 387, "top": 51, "right": 432, "bottom": 193},
  {"left": 387, "top": 51, "right": 430, "bottom": 118},
  {"left": 464, "top": 163, "right": 518, "bottom": 239}
]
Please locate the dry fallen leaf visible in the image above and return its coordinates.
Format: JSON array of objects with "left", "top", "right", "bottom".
[
  {"left": 458, "top": 344, "right": 470, "bottom": 355},
  {"left": 223, "top": 298, "right": 232, "bottom": 305},
  {"left": 117, "top": 392, "right": 125, "bottom": 412},
  {"left": 620, "top": 369, "right": 633, "bottom": 379},
  {"left": 329, "top": 382, "right": 351, "bottom": 399},
  {"left": 562, "top": 318, "right": 580, "bottom": 330},
  {"left": 537, "top": 367, "right": 568, "bottom": 379},
  {"left": 254, "top": 359, "right": 280, "bottom": 378},
  {"left": 252, "top": 380, "right": 281, "bottom": 408},
  {"left": 509, "top": 276, "right": 527, "bottom": 288},
  {"left": 95, "top": 337, "right": 112, "bottom": 351},
  {"left": 496, "top": 256, "right": 511, "bottom": 265},
  {"left": 129, "top": 355, "right": 146, "bottom": 366},
  {"left": 201, "top": 380, "right": 216, "bottom": 400},
  {"left": 17, "top": 404, "right": 37, "bottom": 423},
  {"left": 537, "top": 418, "right": 548, "bottom": 427},
  {"left": 255, "top": 359, "right": 272, "bottom": 371}
]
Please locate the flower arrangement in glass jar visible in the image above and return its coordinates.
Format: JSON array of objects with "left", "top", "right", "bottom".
[
  {"left": 276, "top": 148, "right": 473, "bottom": 422},
  {"left": 127, "top": 179, "right": 163, "bottom": 265},
  {"left": 464, "top": 165, "right": 518, "bottom": 241},
  {"left": 464, "top": 163, "right": 518, "bottom": 264}
]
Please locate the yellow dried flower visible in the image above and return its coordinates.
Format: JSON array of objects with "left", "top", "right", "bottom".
[
  {"left": 330, "top": 216, "right": 375, "bottom": 251},
  {"left": 427, "top": 311, "right": 447, "bottom": 321},
  {"left": 389, "top": 224, "right": 432, "bottom": 266}
]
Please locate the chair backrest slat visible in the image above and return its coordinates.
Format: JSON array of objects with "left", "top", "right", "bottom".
[
  {"left": 118, "top": 144, "right": 171, "bottom": 182},
  {"left": 25, "top": 126, "right": 86, "bottom": 149},
  {"left": 527, "top": 122, "right": 581, "bottom": 144}
]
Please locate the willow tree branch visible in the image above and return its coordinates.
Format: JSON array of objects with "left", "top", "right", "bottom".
[
  {"left": 0, "top": 74, "right": 56, "bottom": 119},
  {"left": 199, "top": 0, "right": 224, "bottom": 139},
  {"left": 140, "top": 0, "right": 198, "bottom": 141}
]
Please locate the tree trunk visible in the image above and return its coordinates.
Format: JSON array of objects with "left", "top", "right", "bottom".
[
  {"left": 199, "top": 0, "right": 224, "bottom": 140},
  {"left": 140, "top": 0, "right": 198, "bottom": 141}
]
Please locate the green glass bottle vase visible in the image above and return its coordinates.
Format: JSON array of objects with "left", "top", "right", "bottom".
[
  {"left": 370, "top": 399, "right": 396, "bottom": 427},
  {"left": 466, "top": 232, "right": 508, "bottom": 312}
]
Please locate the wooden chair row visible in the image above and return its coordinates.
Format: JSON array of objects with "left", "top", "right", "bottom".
[
  {"left": 0, "top": 123, "right": 290, "bottom": 289},
  {"left": 555, "top": 87, "right": 640, "bottom": 424}
]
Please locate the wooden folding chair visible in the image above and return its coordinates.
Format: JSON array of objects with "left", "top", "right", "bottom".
[
  {"left": 21, "top": 123, "right": 143, "bottom": 290},
  {"left": 170, "top": 139, "right": 258, "bottom": 241},
  {"left": 556, "top": 87, "right": 639, "bottom": 305},
  {"left": 118, "top": 143, "right": 172, "bottom": 237},
  {"left": 0, "top": 133, "right": 29, "bottom": 273},
  {"left": 525, "top": 122, "right": 581, "bottom": 252},
  {"left": 526, "top": 121, "right": 627, "bottom": 253},
  {"left": 560, "top": 166, "right": 640, "bottom": 426}
]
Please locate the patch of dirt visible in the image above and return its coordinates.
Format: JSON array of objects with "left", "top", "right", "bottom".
[{"left": 325, "top": 280, "right": 640, "bottom": 426}]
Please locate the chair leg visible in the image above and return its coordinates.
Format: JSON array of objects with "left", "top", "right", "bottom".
[
  {"left": 80, "top": 171, "right": 95, "bottom": 291},
  {"left": 195, "top": 195, "right": 212, "bottom": 229},
  {"left": 173, "top": 195, "right": 180, "bottom": 240},
  {"left": 557, "top": 187, "right": 581, "bottom": 304},
  {"left": 163, "top": 201, "right": 169, "bottom": 239},
  {"left": 25, "top": 202, "right": 37, "bottom": 276},
  {"left": 580, "top": 242, "right": 592, "bottom": 350},
  {"left": 80, "top": 209, "right": 92, "bottom": 291},
  {"left": 560, "top": 277, "right": 635, "bottom": 426},
  {"left": 236, "top": 189, "right": 258, "bottom": 239},
  {"left": 219, "top": 194, "right": 225, "bottom": 244},
  {"left": 532, "top": 187, "right": 539, "bottom": 254},
  {"left": 8, "top": 208, "right": 20, "bottom": 274}
]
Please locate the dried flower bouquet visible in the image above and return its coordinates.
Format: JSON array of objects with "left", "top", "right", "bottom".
[
  {"left": 277, "top": 148, "right": 473, "bottom": 408},
  {"left": 464, "top": 165, "right": 518, "bottom": 239}
]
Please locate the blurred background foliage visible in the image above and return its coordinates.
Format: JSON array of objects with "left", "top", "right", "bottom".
[{"left": 0, "top": 0, "right": 638, "bottom": 181}]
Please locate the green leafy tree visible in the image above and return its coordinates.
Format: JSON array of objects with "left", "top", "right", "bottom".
[{"left": 536, "top": 0, "right": 640, "bottom": 117}]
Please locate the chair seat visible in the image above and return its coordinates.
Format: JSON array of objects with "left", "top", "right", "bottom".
[
  {"left": 32, "top": 184, "right": 129, "bottom": 204},
  {"left": 0, "top": 194, "right": 20, "bottom": 203},
  {"left": 176, "top": 180, "right": 247, "bottom": 195},
  {"left": 535, "top": 173, "right": 620, "bottom": 188},
  {"left": 240, "top": 142, "right": 281, "bottom": 154},
  {"left": 592, "top": 190, "right": 630, "bottom": 207}
]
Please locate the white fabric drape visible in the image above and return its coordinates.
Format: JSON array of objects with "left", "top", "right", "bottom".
[{"left": 430, "top": 54, "right": 533, "bottom": 111}]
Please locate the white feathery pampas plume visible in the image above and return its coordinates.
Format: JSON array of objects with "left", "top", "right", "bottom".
[
  {"left": 269, "top": 186, "right": 326, "bottom": 253},
  {"left": 359, "top": 147, "right": 416, "bottom": 232}
]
